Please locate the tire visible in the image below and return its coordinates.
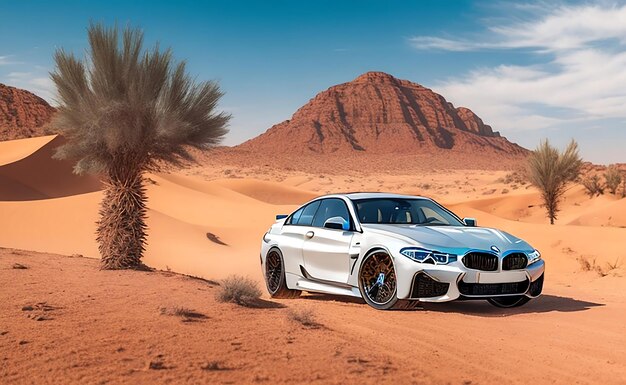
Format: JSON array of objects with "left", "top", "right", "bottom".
[
  {"left": 358, "top": 250, "right": 401, "bottom": 310},
  {"left": 488, "top": 295, "right": 531, "bottom": 308},
  {"left": 264, "top": 248, "right": 301, "bottom": 299}
]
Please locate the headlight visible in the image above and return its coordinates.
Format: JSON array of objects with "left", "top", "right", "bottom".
[
  {"left": 262, "top": 232, "right": 271, "bottom": 243},
  {"left": 527, "top": 249, "right": 541, "bottom": 265},
  {"left": 400, "top": 247, "right": 457, "bottom": 265}
]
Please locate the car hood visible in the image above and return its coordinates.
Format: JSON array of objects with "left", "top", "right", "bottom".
[{"left": 362, "top": 224, "right": 533, "bottom": 254}]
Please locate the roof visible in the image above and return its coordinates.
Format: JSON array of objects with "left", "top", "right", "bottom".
[{"left": 323, "top": 192, "right": 429, "bottom": 200}]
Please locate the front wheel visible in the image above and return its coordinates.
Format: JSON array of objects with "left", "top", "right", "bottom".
[
  {"left": 264, "top": 248, "right": 301, "bottom": 299},
  {"left": 358, "top": 250, "right": 399, "bottom": 310},
  {"left": 488, "top": 295, "right": 531, "bottom": 308}
]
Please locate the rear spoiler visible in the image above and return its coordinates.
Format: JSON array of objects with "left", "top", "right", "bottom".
[{"left": 276, "top": 214, "right": 288, "bottom": 220}]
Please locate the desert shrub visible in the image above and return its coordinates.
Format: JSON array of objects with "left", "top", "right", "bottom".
[
  {"left": 216, "top": 275, "right": 262, "bottom": 307},
  {"left": 577, "top": 256, "right": 605, "bottom": 276},
  {"left": 582, "top": 175, "right": 604, "bottom": 197},
  {"left": 287, "top": 308, "right": 320, "bottom": 328},
  {"left": 159, "top": 306, "right": 207, "bottom": 321},
  {"left": 604, "top": 165, "right": 622, "bottom": 195},
  {"left": 528, "top": 139, "right": 582, "bottom": 224},
  {"left": 606, "top": 258, "right": 621, "bottom": 271}
]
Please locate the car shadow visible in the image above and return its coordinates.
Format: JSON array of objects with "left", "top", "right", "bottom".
[
  {"left": 248, "top": 298, "right": 287, "bottom": 309},
  {"left": 421, "top": 294, "right": 604, "bottom": 316},
  {"left": 300, "top": 293, "right": 366, "bottom": 305},
  {"left": 297, "top": 294, "right": 603, "bottom": 315}
]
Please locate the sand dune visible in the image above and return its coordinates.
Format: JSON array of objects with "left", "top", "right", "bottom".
[
  {"left": 0, "top": 135, "right": 625, "bottom": 384},
  {"left": 0, "top": 135, "right": 100, "bottom": 201},
  {"left": 211, "top": 178, "right": 318, "bottom": 204},
  {"left": 457, "top": 185, "right": 626, "bottom": 227},
  {"left": 0, "top": 135, "right": 57, "bottom": 166}
]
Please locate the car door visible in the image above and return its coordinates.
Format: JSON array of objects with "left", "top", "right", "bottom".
[
  {"left": 279, "top": 200, "right": 322, "bottom": 274},
  {"left": 302, "top": 198, "right": 354, "bottom": 284}
]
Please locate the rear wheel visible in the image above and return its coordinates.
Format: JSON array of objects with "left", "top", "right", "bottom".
[
  {"left": 358, "top": 250, "right": 400, "bottom": 310},
  {"left": 488, "top": 295, "right": 531, "bottom": 308},
  {"left": 264, "top": 248, "right": 301, "bottom": 299}
]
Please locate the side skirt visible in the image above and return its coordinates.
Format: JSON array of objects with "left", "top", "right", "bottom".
[{"left": 293, "top": 266, "right": 361, "bottom": 298}]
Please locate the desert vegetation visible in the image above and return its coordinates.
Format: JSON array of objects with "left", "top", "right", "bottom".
[
  {"left": 50, "top": 23, "right": 230, "bottom": 269},
  {"left": 582, "top": 174, "right": 604, "bottom": 197},
  {"left": 528, "top": 139, "right": 582, "bottom": 224},
  {"left": 216, "top": 275, "right": 262, "bottom": 307},
  {"left": 287, "top": 307, "right": 321, "bottom": 328},
  {"left": 604, "top": 165, "right": 623, "bottom": 195}
]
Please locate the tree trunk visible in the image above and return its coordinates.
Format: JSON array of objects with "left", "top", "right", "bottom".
[{"left": 97, "top": 159, "right": 147, "bottom": 269}]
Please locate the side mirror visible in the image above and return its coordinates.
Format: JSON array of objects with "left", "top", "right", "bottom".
[
  {"left": 463, "top": 217, "right": 477, "bottom": 227},
  {"left": 323, "top": 216, "right": 350, "bottom": 231}
]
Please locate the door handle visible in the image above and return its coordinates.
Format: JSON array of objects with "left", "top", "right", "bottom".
[{"left": 305, "top": 231, "right": 315, "bottom": 239}]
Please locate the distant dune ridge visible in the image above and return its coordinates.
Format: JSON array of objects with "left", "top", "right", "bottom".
[
  {"left": 0, "top": 83, "right": 56, "bottom": 141},
  {"left": 238, "top": 72, "right": 527, "bottom": 156}
]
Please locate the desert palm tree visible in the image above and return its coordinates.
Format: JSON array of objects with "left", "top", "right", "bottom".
[
  {"left": 528, "top": 139, "right": 582, "bottom": 225},
  {"left": 51, "top": 23, "right": 230, "bottom": 269}
]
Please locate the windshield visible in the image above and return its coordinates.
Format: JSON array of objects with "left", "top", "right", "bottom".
[{"left": 352, "top": 198, "right": 464, "bottom": 226}]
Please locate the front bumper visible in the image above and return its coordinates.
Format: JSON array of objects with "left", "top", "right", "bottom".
[{"left": 394, "top": 255, "right": 546, "bottom": 302}]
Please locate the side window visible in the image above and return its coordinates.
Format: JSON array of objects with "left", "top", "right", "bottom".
[
  {"left": 312, "top": 198, "right": 353, "bottom": 229},
  {"left": 288, "top": 200, "right": 321, "bottom": 226},
  {"left": 286, "top": 207, "right": 303, "bottom": 225}
]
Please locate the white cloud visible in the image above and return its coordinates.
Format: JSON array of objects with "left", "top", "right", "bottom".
[
  {"left": 409, "top": 3, "right": 626, "bottom": 148},
  {"left": 0, "top": 56, "right": 16, "bottom": 65}
]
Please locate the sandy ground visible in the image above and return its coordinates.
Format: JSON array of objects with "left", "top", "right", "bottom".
[
  {"left": 1, "top": 135, "right": 626, "bottom": 384},
  {"left": 1, "top": 249, "right": 625, "bottom": 385}
]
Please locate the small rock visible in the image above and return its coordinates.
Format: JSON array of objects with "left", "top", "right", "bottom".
[
  {"left": 12, "top": 263, "right": 28, "bottom": 269},
  {"left": 21, "top": 306, "right": 34, "bottom": 311},
  {"left": 148, "top": 361, "right": 167, "bottom": 370},
  {"left": 200, "top": 361, "right": 223, "bottom": 371},
  {"left": 18, "top": 340, "right": 28, "bottom": 345}
]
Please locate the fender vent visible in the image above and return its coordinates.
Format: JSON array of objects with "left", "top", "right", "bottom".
[{"left": 410, "top": 273, "right": 450, "bottom": 298}]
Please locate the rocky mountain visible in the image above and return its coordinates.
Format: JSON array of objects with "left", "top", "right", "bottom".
[
  {"left": 238, "top": 72, "right": 527, "bottom": 156},
  {"left": 0, "top": 83, "right": 56, "bottom": 141}
]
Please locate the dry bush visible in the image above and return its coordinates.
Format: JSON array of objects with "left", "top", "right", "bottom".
[
  {"left": 577, "top": 256, "right": 614, "bottom": 277},
  {"left": 582, "top": 175, "right": 604, "bottom": 197},
  {"left": 498, "top": 169, "right": 527, "bottom": 185},
  {"left": 528, "top": 139, "right": 582, "bottom": 224},
  {"left": 287, "top": 308, "right": 321, "bottom": 328},
  {"left": 604, "top": 165, "right": 623, "bottom": 195},
  {"left": 216, "top": 275, "right": 262, "bottom": 307},
  {"left": 501, "top": 188, "right": 510, "bottom": 194},
  {"left": 159, "top": 306, "right": 207, "bottom": 321},
  {"left": 606, "top": 258, "right": 621, "bottom": 271}
]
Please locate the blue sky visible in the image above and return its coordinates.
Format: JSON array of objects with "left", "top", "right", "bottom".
[{"left": 1, "top": 0, "right": 625, "bottom": 163}]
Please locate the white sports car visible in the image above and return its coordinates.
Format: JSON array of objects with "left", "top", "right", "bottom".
[{"left": 260, "top": 193, "right": 545, "bottom": 310}]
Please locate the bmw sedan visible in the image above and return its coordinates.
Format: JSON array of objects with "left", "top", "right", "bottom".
[{"left": 260, "top": 193, "right": 545, "bottom": 310}]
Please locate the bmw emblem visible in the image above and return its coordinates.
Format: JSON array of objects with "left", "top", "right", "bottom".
[{"left": 490, "top": 245, "right": 500, "bottom": 253}]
